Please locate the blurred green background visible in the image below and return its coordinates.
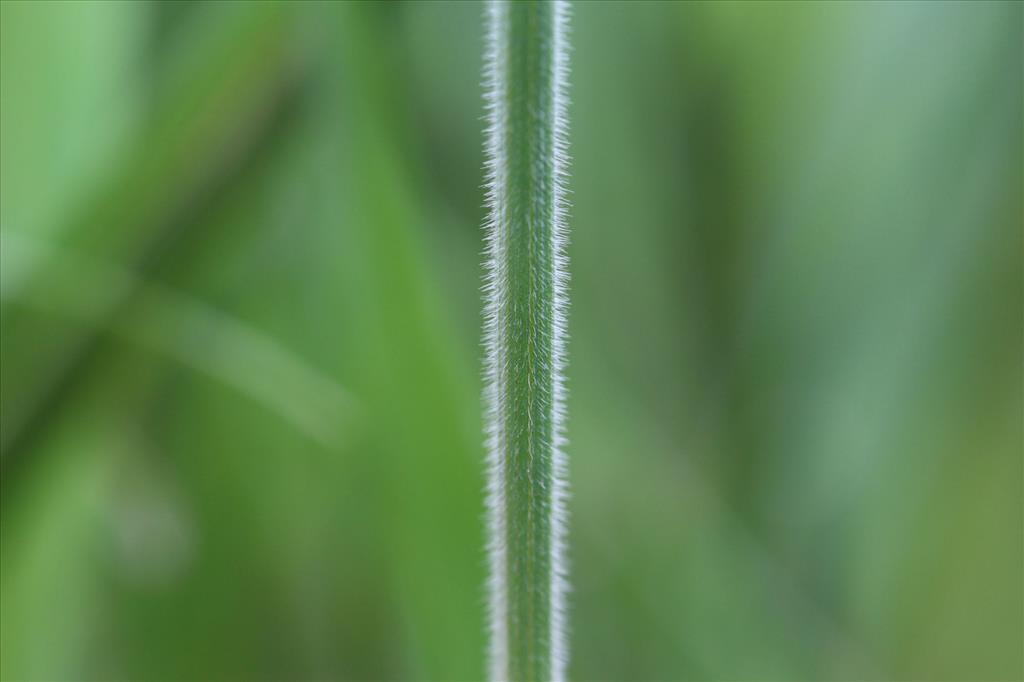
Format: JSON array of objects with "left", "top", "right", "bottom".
[{"left": 1, "top": 1, "right": 1021, "bottom": 680}]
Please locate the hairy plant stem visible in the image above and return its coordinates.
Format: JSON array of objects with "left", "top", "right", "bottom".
[{"left": 483, "top": 1, "right": 570, "bottom": 681}]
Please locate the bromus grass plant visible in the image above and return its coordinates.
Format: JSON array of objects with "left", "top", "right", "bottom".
[{"left": 482, "top": 1, "right": 571, "bottom": 681}]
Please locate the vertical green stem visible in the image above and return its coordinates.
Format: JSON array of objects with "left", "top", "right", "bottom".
[{"left": 483, "top": 2, "right": 570, "bottom": 681}]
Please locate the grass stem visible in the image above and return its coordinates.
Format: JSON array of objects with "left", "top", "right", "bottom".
[{"left": 483, "top": 2, "right": 571, "bottom": 680}]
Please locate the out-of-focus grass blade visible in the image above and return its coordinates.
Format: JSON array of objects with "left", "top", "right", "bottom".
[
  {"left": 0, "top": 416, "right": 116, "bottom": 681},
  {"left": 321, "top": 3, "right": 486, "bottom": 678},
  {"left": 0, "top": 0, "right": 144, "bottom": 243},
  {"left": 0, "top": 232, "right": 356, "bottom": 447},
  {"left": 1, "top": 0, "right": 305, "bottom": 464}
]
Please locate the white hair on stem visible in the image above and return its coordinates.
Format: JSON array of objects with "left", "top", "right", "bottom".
[{"left": 482, "top": 1, "right": 571, "bottom": 680}]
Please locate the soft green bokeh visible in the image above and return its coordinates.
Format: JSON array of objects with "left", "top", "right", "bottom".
[{"left": 1, "top": 2, "right": 1020, "bottom": 680}]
